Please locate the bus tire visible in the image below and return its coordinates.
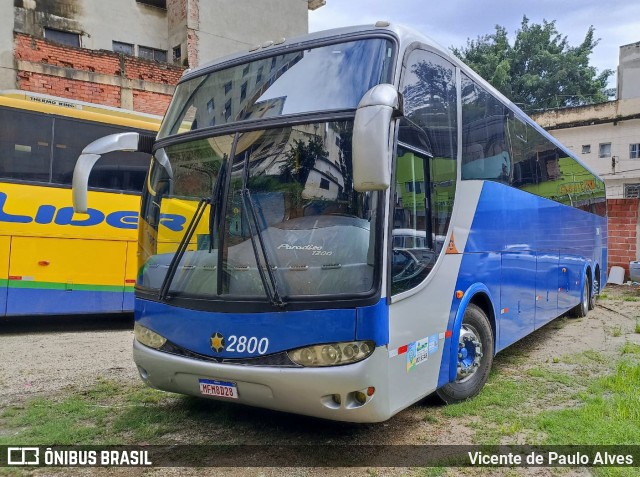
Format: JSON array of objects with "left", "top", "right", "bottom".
[
  {"left": 588, "top": 277, "right": 597, "bottom": 310},
  {"left": 436, "top": 304, "right": 494, "bottom": 404},
  {"left": 570, "top": 278, "right": 589, "bottom": 318}
]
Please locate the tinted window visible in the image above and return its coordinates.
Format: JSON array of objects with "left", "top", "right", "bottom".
[
  {"left": 51, "top": 118, "right": 149, "bottom": 191},
  {"left": 401, "top": 49, "right": 457, "bottom": 244},
  {"left": 461, "top": 74, "right": 511, "bottom": 182},
  {"left": 160, "top": 38, "right": 394, "bottom": 137},
  {"left": 459, "top": 74, "right": 606, "bottom": 216},
  {"left": 0, "top": 108, "right": 52, "bottom": 182},
  {"left": 0, "top": 108, "right": 150, "bottom": 192}
]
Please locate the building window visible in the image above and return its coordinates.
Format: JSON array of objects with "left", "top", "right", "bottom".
[
  {"left": 582, "top": 145, "right": 591, "bottom": 154},
  {"left": 319, "top": 178, "right": 330, "bottom": 190},
  {"left": 136, "top": 0, "right": 166, "bottom": 8},
  {"left": 224, "top": 99, "right": 232, "bottom": 121},
  {"left": 44, "top": 28, "right": 80, "bottom": 47},
  {"left": 113, "top": 41, "right": 134, "bottom": 55},
  {"left": 138, "top": 46, "right": 167, "bottom": 62},
  {"left": 242, "top": 65, "right": 250, "bottom": 77},
  {"left": 624, "top": 183, "right": 640, "bottom": 198},
  {"left": 599, "top": 143, "right": 611, "bottom": 158},
  {"left": 224, "top": 81, "right": 233, "bottom": 95},
  {"left": 630, "top": 143, "right": 640, "bottom": 159},
  {"left": 207, "top": 99, "right": 214, "bottom": 113},
  {"left": 240, "top": 82, "right": 247, "bottom": 101},
  {"left": 172, "top": 45, "right": 181, "bottom": 62}
]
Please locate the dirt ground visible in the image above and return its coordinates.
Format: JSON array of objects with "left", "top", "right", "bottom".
[{"left": 1, "top": 284, "right": 639, "bottom": 476}]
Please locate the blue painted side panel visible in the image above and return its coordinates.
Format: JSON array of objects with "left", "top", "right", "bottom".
[
  {"left": 136, "top": 298, "right": 389, "bottom": 359},
  {"left": 6, "top": 288, "right": 125, "bottom": 315},
  {"left": 0, "top": 283, "right": 6, "bottom": 316},
  {"left": 438, "top": 181, "right": 607, "bottom": 384},
  {"left": 535, "top": 253, "right": 559, "bottom": 328},
  {"left": 499, "top": 252, "right": 536, "bottom": 349},
  {"left": 123, "top": 292, "right": 134, "bottom": 312}
]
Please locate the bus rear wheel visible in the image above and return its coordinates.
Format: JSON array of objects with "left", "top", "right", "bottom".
[
  {"left": 436, "top": 304, "right": 494, "bottom": 404},
  {"left": 570, "top": 278, "right": 589, "bottom": 318}
]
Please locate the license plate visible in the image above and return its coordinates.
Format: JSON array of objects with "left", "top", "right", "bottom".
[{"left": 199, "top": 379, "right": 238, "bottom": 399}]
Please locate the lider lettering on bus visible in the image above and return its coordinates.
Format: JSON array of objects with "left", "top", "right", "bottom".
[{"left": 0, "top": 192, "right": 185, "bottom": 231}]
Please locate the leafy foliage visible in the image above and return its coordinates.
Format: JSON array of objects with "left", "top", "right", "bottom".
[{"left": 452, "top": 16, "right": 614, "bottom": 112}]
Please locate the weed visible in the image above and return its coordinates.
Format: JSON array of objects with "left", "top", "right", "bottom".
[{"left": 621, "top": 342, "right": 640, "bottom": 355}]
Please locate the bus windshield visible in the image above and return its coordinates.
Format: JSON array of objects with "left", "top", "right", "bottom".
[
  {"left": 139, "top": 121, "right": 380, "bottom": 303},
  {"left": 158, "top": 38, "right": 394, "bottom": 138}
]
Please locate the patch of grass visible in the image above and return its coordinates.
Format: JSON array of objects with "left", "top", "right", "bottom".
[
  {"left": 635, "top": 320, "right": 640, "bottom": 334},
  {"left": 526, "top": 367, "right": 574, "bottom": 386},
  {"left": 621, "top": 341, "right": 640, "bottom": 356},
  {"left": 611, "top": 326, "right": 623, "bottom": 337},
  {"left": 535, "top": 362, "right": 640, "bottom": 445},
  {"left": 0, "top": 396, "right": 110, "bottom": 445},
  {"left": 561, "top": 350, "right": 609, "bottom": 366},
  {"left": 598, "top": 293, "right": 609, "bottom": 300},
  {"left": 623, "top": 297, "right": 640, "bottom": 302}
]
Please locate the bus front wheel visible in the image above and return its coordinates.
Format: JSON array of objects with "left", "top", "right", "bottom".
[{"left": 436, "top": 304, "right": 494, "bottom": 404}]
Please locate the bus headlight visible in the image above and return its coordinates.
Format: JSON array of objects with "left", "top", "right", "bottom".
[
  {"left": 288, "top": 341, "right": 375, "bottom": 367},
  {"left": 134, "top": 323, "right": 167, "bottom": 349}
]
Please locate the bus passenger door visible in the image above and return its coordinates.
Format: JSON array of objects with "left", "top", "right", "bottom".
[
  {"left": 535, "top": 252, "right": 559, "bottom": 328},
  {"left": 499, "top": 252, "right": 536, "bottom": 349},
  {"left": 0, "top": 236, "right": 9, "bottom": 316}
]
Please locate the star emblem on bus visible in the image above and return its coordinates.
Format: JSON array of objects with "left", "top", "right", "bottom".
[{"left": 210, "top": 332, "right": 225, "bottom": 353}]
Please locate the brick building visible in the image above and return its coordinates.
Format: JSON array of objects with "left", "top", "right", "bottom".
[
  {"left": 532, "top": 42, "right": 640, "bottom": 278},
  {"left": 0, "top": 0, "right": 324, "bottom": 115}
]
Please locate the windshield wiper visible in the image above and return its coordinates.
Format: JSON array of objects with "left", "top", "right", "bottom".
[
  {"left": 239, "top": 154, "right": 286, "bottom": 308},
  {"left": 158, "top": 197, "right": 210, "bottom": 301},
  {"left": 209, "top": 155, "right": 227, "bottom": 252}
]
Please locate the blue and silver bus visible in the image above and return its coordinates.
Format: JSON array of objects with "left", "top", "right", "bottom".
[{"left": 73, "top": 23, "right": 607, "bottom": 422}]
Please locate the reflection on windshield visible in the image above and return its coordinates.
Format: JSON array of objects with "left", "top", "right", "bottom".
[
  {"left": 139, "top": 121, "right": 379, "bottom": 301},
  {"left": 159, "top": 38, "right": 393, "bottom": 138}
]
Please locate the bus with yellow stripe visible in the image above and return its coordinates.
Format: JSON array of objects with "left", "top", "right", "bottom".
[{"left": 0, "top": 90, "right": 168, "bottom": 316}]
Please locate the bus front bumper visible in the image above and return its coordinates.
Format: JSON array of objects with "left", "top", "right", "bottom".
[{"left": 132, "top": 339, "right": 392, "bottom": 423}]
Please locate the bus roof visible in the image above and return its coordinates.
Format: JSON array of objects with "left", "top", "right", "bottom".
[{"left": 0, "top": 90, "right": 162, "bottom": 131}]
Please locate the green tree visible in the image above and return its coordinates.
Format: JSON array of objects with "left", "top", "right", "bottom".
[{"left": 452, "top": 16, "right": 614, "bottom": 112}]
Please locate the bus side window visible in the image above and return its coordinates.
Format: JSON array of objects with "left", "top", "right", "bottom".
[
  {"left": 391, "top": 146, "right": 436, "bottom": 295},
  {"left": 0, "top": 108, "right": 52, "bottom": 183},
  {"left": 51, "top": 118, "right": 150, "bottom": 192}
]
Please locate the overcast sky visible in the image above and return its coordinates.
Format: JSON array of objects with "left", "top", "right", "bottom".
[{"left": 309, "top": 0, "right": 640, "bottom": 88}]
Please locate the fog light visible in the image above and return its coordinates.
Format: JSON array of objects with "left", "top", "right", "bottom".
[{"left": 354, "top": 391, "right": 367, "bottom": 404}]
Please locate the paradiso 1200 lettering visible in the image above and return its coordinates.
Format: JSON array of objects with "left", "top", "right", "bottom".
[{"left": 0, "top": 192, "right": 185, "bottom": 231}]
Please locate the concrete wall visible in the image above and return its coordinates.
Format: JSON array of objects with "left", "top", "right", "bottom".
[
  {"left": 196, "top": 0, "right": 309, "bottom": 65},
  {"left": 12, "top": 0, "right": 168, "bottom": 56},
  {"left": 0, "top": 0, "right": 16, "bottom": 89},
  {"left": 81, "top": 0, "right": 168, "bottom": 53},
  {"left": 618, "top": 41, "right": 640, "bottom": 101}
]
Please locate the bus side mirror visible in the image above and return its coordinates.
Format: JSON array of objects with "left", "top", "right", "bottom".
[
  {"left": 72, "top": 132, "right": 153, "bottom": 213},
  {"left": 352, "top": 84, "right": 402, "bottom": 191}
]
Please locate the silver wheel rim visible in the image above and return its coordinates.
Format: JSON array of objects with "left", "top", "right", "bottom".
[{"left": 456, "top": 324, "right": 483, "bottom": 383}]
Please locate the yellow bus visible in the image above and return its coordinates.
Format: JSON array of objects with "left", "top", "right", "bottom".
[{"left": 0, "top": 90, "right": 164, "bottom": 316}]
